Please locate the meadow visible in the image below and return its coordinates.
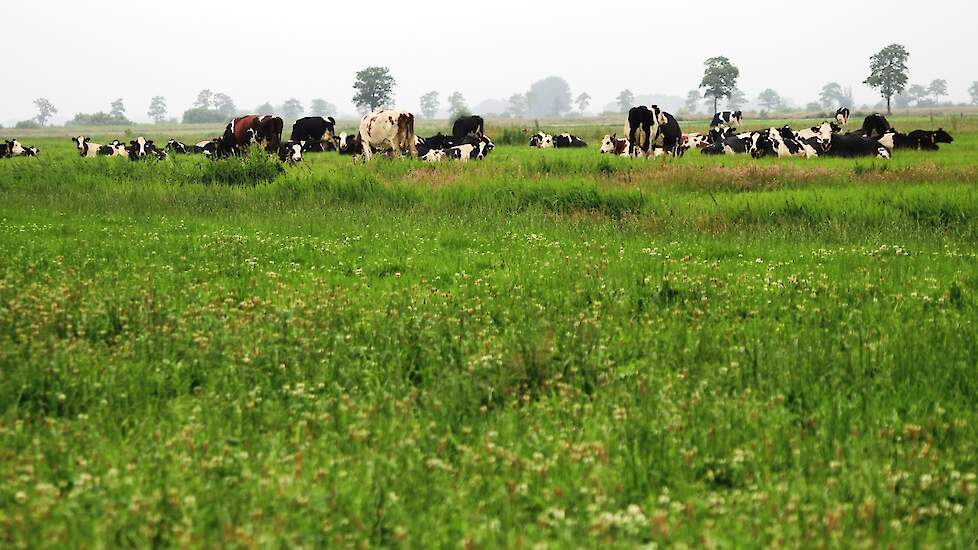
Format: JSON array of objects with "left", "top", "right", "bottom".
[{"left": 1, "top": 114, "right": 977, "bottom": 548}]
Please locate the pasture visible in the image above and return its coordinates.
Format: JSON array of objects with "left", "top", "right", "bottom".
[{"left": 1, "top": 115, "right": 978, "bottom": 547}]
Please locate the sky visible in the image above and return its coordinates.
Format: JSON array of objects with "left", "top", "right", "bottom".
[{"left": 2, "top": 0, "right": 977, "bottom": 125}]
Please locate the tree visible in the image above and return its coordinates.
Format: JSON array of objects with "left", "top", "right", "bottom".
[
  {"left": 353, "top": 66, "right": 396, "bottom": 112},
  {"left": 506, "top": 93, "right": 527, "bottom": 117},
  {"left": 109, "top": 98, "right": 126, "bottom": 118},
  {"left": 683, "top": 90, "right": 701, "bottom": 114},
  {"left": 616, "top": 89, "right": 635, "bottom": 113},
  {"left": 213, "top": 93, "right": 236, "bottom": 117},
  {"left": 417, "top": 91, "right": 438, "bottom": 118},
  {"left": 757, "top": 89, "right": 783, "bottom": 111},
  {"left": 33, "top": 98, "right": 57, "bottom": 126},
  {"left": 526, "top": 76, "right": 572, "bottom": 117},
  {"left": 181, "top": 108, "right": 225, "bottom": 124},
  {"left": 447, "top": 91, "right": 469, "bottom": 120},
  {"left": 256, "top": 102, "right": 275, "bottom": 115},
  {"left": 280, "top": 98, "right": 305, "bottom": 119},
  {"left": 907, "top": 84, "right": 929, "bottom": 105},
  {"left": 928, "top": 79, "right": 948, "bottom": 104},
  {"left": 147, "top": 96, "right": 168, "bottom": 123},
  {"left": 310, "top": 99, "right": 337, "bottom": 117},
  {"left": 726, "top": 88, "right": 748, "bottom": 111},
  {"left": 819, "top": 82, "right": 853, "bottom": 108},
  {"left": 864, "top": 43, "right": 909, "bottom": 115},
  {"left": 195, "top": 89, "right": 213, "bottom": 109},
  {"left": 575, "top": 92, "right": 591, "bottom": 113},
  {"left": 699, "top": 56, "right": 740, "bottom": 113},
  {"left": 970, "top": 82, "right": 978, "bottom": 105}
]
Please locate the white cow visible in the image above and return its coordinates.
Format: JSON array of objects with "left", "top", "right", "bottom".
[{"left": 357, "top": 110, "right": 417, "bottom": 160}]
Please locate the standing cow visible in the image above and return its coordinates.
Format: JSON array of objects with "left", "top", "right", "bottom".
[
  {"left": 290, "top": 116, "right": 336, "bottom": 150},
  {"left": 626, "top": 105, "right": 665, "bottom": 157},
  {"left": 256, "top": 115, "right": 284, "bottom": 153},
  {"left": 452, "top": 115, "right": 485, "bottom": 142},
  {"left": 356, "top": 110, "right": 417, "bottom": 160}
]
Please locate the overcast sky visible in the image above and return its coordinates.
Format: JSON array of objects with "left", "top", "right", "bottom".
[{"left": 2, "top": 1, "right": 977, "bottom": 124}]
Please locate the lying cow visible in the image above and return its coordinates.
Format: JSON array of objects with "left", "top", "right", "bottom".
[
  {"left": 72, "top": 136, "right": 101, "bottom": 158},
  {"left": 820, "top": 133, "right": 891, "bottom": 158},
  {"left": 278, "top": 141, "right": 304, "bottom": 164},
  {"left": 860, "top": 113, "right": 892, "bottom": 139},
  {"left": 553, "top": 134, "right": 587, "bottom": 148},
  {"left": 166, "top": 140, "right": 191, "bottom": 154},
  {"left": 749, "top": 127, "right": 818, "bottom": 159},
  {"left": 97, "top": 141, "right": 129, "bottom": 157},
  {"left": 417, "top": 132, "right": 454, "bottom": 149},
  {"left": 2, "top": 140, "right": 25, "bottom": 157},
  {"left": 529, "top": 132, "right": 554, "bottom": 148},
  {"left": 600, "top": 134, "right": 631, "bottom": 156},
  {"left": 357, "top": 110, "right": 417, "bottom": 160}
]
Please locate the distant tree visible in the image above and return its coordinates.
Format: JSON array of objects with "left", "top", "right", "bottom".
[
  {"left": 575, "top": 92, "right": 591, "bottom": 113},
  {"left": 147, "top": 96, "right": 168, "bottom": 123},
  {"left": 699, "top": 56, "right": 740, "bottom": 113},
  {"left": 757, "top": 89, "right": 783, "bottom": 111},
  {"left": 310, "top": 99, "right": 337, "bottom": 117},
  {"left": 526, "top": 76, "right": 572, "bottom": 117},
  {"left": 33, "top": 98, "right": 57, "bottom": 126},
  {"left": 280, "top": 98, "right": 305, "bottom": 119},
  {"left": 928, "top": 79, "right": 948, "bottom": 104},
  {"left": 616, "top": 89, "right": 635, "bottom": 113},
  {"left": 419, "top": 91, "right": 440, "bottom": 118},
  {"left": 970, "top": 82, "right": 978, "bottom": 105},
  {"left": 255, "top": 102, "right": 275, "bottom": 115},
  {"left": 683, "top": 90, "right": 701, "bottom": 114},
  {"left": 819, "top": 82, "right": 854, "bottom": 108},
  {"left": 506, "top": 93, "right": 527, "bottom": 117},
  {"left": 68, "top": 112, "right": 131, "bottom": 126},
  {"left": 110, "top": 98, "right": 126, "bottom": 118},
  {"left": 213, "top": 93, "right": 236, "bottom": 117},
  {"left": 726, "top": 88, "right": 748, "bottom": 110},
  {"left": 353, "top": 66, "right": 396, "bottom": 112},
  {"left": 864, "top": 43, "right": 909, "bottom": 115},
  {"left": 805, "top": 102, "right": 822, "bottom": 112},
  {"left": 15, "top": 120, "right": 41, "bottom": 129},
  {"left": 906, "top": 84, "right": 929, "bottom": 105},
  {"left": 194, "top": 89, "right": 213, "bottom": 109},
  {"left": 447, "top": 91, "right": 469, "bottom": 120},
  {"left": 181, "top": 108, "right": 226, "bottom": 124}
]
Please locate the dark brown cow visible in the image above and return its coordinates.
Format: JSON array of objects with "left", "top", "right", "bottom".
[
  {"left": 223, "top": 115, "right": 261, "bottom": 155},
  {"left": 256, "top": 115, "right": 284, "bottom": 153}
]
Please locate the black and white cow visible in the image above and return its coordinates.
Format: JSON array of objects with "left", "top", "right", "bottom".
[
  {"left": 290, "top": 116, "right": 338, "bottom": 151},
  {"left": 529, "top": 132, "right": 554, "bottom": 148},
  {"left": 418, "top": 144, "right": 448, "bottom": 162},
  {"left": 820, "top": 133, "right": 891, "bottom": 158},
  {"left": 599, "top": 134, "right": 631, "bottom": 156},
  {"left": 796, "top": 121, "right": 840, "bottom": 141},
  {"left": 900, "top": 129, "right": 954, "bottom": 151},
  {"left": 553, "top": 134, "right": 587, "bottom": 148},
  {"left": 835, "top": 108, "right": 851, "bottom": 128},
  {"left": 337, "top": 133, "right": 362, "bottom": 156},
  {"left": 278, "top": 141, "right": 304, "bottom": 164},
  {"left": 749, "top": 127, "right": 818, "bottom": 159},
  {"left": 417, "top": 132, "right": 454, "bottom": 149},
  {"left": 626, "top": 105, "right": 664, "bottom": 157},
  {"left": 193, "top": 139, "right": 223, "bottom": 157},
  {"left": 97, "top": 141, "right": 129, "bottom": 157},
  {"left": 860, "top": 113, "right": 892, "bottom": 139},
  {"left": 449, "top": 135, "right": 495, "bottom": 161},
  {"left": 711, "top": 110, "right": 743, "bottom": 129},
  {"left": 166, "top": 139, "right": 191, "bottom": 154},
  {"left": 72, "top": 136, "right": 101, "bottom": 158},
  {"left": 701, "top": 131, "right": 755, "bottom": 156},
  {"left": 452, "top": 115, "right": 485, "bottom": 142},
  {"left": 128, "top": 137, "right": 154, "bottom": 160},
  {"left": 2, "top": 140, "right": 27, "bottom": 157}
]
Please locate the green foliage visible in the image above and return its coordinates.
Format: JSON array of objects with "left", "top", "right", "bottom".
[
  {"left": 33, "top": 98, "right": 57, "bottom": 126},
  {"left": 864, "top": 43, "right": 910, "bottom": 114},
  {"left": 616, "top": 89, "right": 635, "bottom": 113},
  {"left": 420, "top": 91, "right": 440, "bottom": 118},
  {"left": 310, "top": 98, "right": 337, "bottom": 118},
  {"left": 506, "top": 93, "right": 527, "bottom": 117},
  {"left": 180, "top": 107, "right": 227, "bottom": 124},
  {"left": 353, "top": 66, "right": 396, "bottom": 112},
  {"left": 527, "top": 76, "right": 572, "bottom": 118},
  {"left": 757, "top": 88, "right": 784, "bottom": 111},
  {"left": 14, "top": 119, "right": 41, "bottom": 129},
  {"left": 280, "top": 98, "right": 305, "bottom": 120},
  {"left": 148, "top": 96, "right": 168, "bottom": 123},
  {"left": 448, "top": 91, "right": 469, "bottom": 121},
  {"left": 213, "top": 93, "right": 236, "bottom": 117},
  {"left": 699, "top": 56, "right": 740, "bottom": 112},
  {"left": 67, "top": 112, "right": 132, "bottom": 126},
  {"left": 819, "top": 82, "right": 853, "bottom": 108}
]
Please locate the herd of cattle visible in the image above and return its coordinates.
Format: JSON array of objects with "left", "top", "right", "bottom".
[{"left": 0, "top": 107, "right": 956, "bottom": 165}]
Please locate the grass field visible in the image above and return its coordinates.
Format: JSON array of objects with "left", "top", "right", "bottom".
[{"left": 2, "top": 115, "right": 978, "bottom": 548}]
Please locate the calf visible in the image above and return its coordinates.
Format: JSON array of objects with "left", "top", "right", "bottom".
[
  {"left": 357, "top": 110, "right": 417, "bottom": 160},
  {"left": 835, "top": 107, "right": 851, "bottom": 128},
  {"left": 278, "top": 141, "right": 304, "bottom": 164},
  {"left": 600, "top": 134, "right": 630, "bottom": 156},
  {"left": 711, "top": 110, "right": 743, "bottom": 129},
  {"left": 452, "top": 115, "right": 485, "bottom": 142},
  {"left": 553, "top": 133, "right": 587, "bottom": 148}
]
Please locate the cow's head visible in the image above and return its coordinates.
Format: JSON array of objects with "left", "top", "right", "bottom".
[
  {"left": 876, "top": 147, "right": 891, "bottom": 159},
  {"left": 279, "top": 141, "right": 303, "bottom": 164},
  {"left": 749, "top": 130, "right": 774, "bottom": 158},
  {"left": 530, "top": 132, "right": 553, "bottom": 148},
  {"left": 934, "top": 128, "right": 953, "bottom": 144},
  {"left": 129, "top": 137, "right": 149, "bottom": 158},
  {"left": 600, "top": 134, "right": 618, "bottom": 154},
  {"left": 732, "top": 110, "right": 743, "bottom": 125},
  {"left": 478, "top": 136, "right": 495, "bottom": 158},
  {"left": 835, "top": 107, "right": 850, "bottom": 127},
  {"left": 8, "top": 140, "right": 25, "bottom": 156},
  {"left": 72, "top": 136, "right": 90, "bottom": 150},
  {"left": 24, "top": 146, "right": 39, "bottom": 157}
]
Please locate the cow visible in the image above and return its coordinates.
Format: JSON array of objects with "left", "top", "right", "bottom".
[
  {"left": 553, "top": 134, "right": 587, "bottom": 148},
  {"left": 418, "top": 145, "right": 447, "bottom": 162},
  {"left": 0, "top": 142, "right": 8, "bottom": 158},
  {"left": 72, "top": 136, "right": 101, "bottom": 158},
  {"left": 22, "top": 145, "right": 39, "bottom": 157},
  {"left": 711, "top": 110, "right": 743, "bottom": 129},
  {"left": 290, "top": 116, "right": 337, "bottom": 150},
  {"left": 835, "top": 108, "right": 851, "bottom": 128},
  {"left": 356, "top": 110, "right": 417, "bottom": 160},
  {"left": 166, "top": 140, "right": 191, "bottom": 154},
  {"left": 653, "top": 112, "right": 683, "bottom": 156},
  {"left": 701, "top": 131, "right": 755, "bottom": 156},
  {"left": 861, "top": 113, "right": 892, "bottom": 139},
  {"left": 820, "top": 133, "right": 891, "bottom": 158},
  {"left": 900, "top": 129, "right": 954, "bottom": 150},
  {"left": 600, "top": 134, "right": 630, "bottom": 156},
  {"left": 529, "top": 132, "right": 554, "bottom": 148},
  {"left": 193, "top": 139, "right": 223, "bottom": 157},
  {"left": 97, "top": 142, "right": 129, "bottom": 157},
  {"left": 278, "top": 141, "right": 304, "bottom": 164},
  {"left": 128, "top": 137, "right": 154, "bottom": 160},
  {"left": 796, "top": 121, "right": 840, "bottom": 141},
  {"left": 302, "top": 141, "right": 334, "bottom": 153},
  {"left": 337, "top": 133, "right": 362, "bottom": 156},
  {"left": 256, "top": 115, "right": 284, "bottom": 153},
  {"left": 223, "top": 116, "right": 264, "bottom": 154},
  {"left": 2, "top": 140, "right": 26, "bottom": 157},
  {"left": 418, "top": 132, "right": 454, "bottom": 149},
  {"left": 750, "top": 127, "right": 817, "bottom": 159},
  {"left": 626, "top": 105, "right": 664, "bottom": 157},
  {"left": 452, "top": 115, "right": 485, "bottom": 142}
]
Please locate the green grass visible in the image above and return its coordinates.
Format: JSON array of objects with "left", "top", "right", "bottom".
[{"left": 1, "top": 117, "right": 978, "bottom": 548}]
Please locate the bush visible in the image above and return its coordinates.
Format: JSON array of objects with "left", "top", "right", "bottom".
[
  {"left": 67, "top": 112, "right": 132, "bottom": 126},
  {"left": 15, "top": 120, "right": 41, "bottom": 129},
  {"left": 182, "top": 108, "right": 228, "bottom": 124}
]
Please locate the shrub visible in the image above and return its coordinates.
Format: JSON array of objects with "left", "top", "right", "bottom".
[
  {"left": 182, "top": 108, "right": 228, "bottom": 124},
  {"left": 67, "top": 112, "right": 132, "bottom": 126}
]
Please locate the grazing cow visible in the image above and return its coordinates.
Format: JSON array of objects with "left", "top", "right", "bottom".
[
  {"left": 627, "top": 105, "right": 664, "bottom": 157},
  {"left": 357, "top": 110, "right": 417, "bottom": 160},
  {"left": 861, "top": 113, "right": 892, "bottom": 139},
  {"left": 337, "top": 133, "right": 362, "bottom": 155},
  {"left": 529, "top": 132, "right": 554, "bottom": 148},
  {"left": 278, "top": 141, "right": 304, "bottom": 164},
  {"left": 711, "top": 110, "right": 743, "bottom": 129},
  {"left": 418, "top": 132, "right": 454, "bottom": 149},
  {"left": 553, "top": 133, "right": 587, "bottom": 148},
  {"left": 166, "top": 139, "right": 191, "bottom": 154},
  {"left": 600, "top": 134, "right": 631, "bottom": 156},
  {"left": 821, "top": 133, "right": 891, "bottom": 158},
  {"left": 290, "top": 116, "right": 337, "bottom": 150},
  {"left": 835, "top": 108, "right": 851, "bottom": 128},
  {"left": 72, "top": 136, "right": 101, "bottom": 158},
  {"left": 223, "top": 116, "right": 264, "bottom": 154},
  {"left": 452, "top": 115, "right": 485, "bottom": 142}
]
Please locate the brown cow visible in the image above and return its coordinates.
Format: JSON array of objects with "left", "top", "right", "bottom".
[
  {"left": 222, "top": 115, "right": 260, "bottom": 155},
  {"left": 256, "top": 115, "right": 284, "bottom": 154},
  {"left": 356, "top": 110, "right": 417, "bottom": 160}
]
